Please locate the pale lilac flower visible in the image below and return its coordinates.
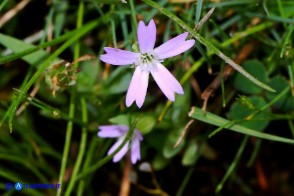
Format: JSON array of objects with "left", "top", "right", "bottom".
[
  {"left": 98, "top": 125, "right": 143, "bottom": 164},
  {"left": 100, "top": 19, "right": 195, "bottom": 108}
]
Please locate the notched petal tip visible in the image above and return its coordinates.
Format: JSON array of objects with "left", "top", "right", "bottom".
[
  {"left": 131, "top": 139, "right": 141, "bottom": 164},
  {"left": 137, "top": 19, "right": 157, "bottom": 53},
  {"left": 135, "top": 100, "right": 143, "bottom": 108},
  {"left": 126, "top": 68, "right": 148, "bottom": 108},
  {"left": 100, "top": 47, "right": 139, "bottom": 65},
  {"left": 180, "top": 32, "right": 189, "bottom": 39},
  {"left": 153, "top": 32, "right": 195, "bottom": 59},
  {"left": 126, "top": 98, "right": 134, "bottom": 107}
]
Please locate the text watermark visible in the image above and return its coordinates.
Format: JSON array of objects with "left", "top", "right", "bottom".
[{"left": 6, "top": 182, "right": 60, "bottom": 191}]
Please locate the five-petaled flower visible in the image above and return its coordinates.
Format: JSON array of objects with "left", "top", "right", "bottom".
[
  {"left": 97, "top": 125, "right": 143, "bottom": 164},
  {"left": 100, "top": 19, "right": 195, "bottom": 108}
]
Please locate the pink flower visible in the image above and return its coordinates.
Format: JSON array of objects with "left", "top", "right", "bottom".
[
  {"left": 98, "top": 125, "right": 143, "bottom": 164},
  {"left": 100, "top": 19, "right": 195, "bottom": 108}
]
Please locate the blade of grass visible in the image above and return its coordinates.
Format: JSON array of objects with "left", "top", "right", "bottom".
[
  {"left": 195, "top": 0, "right": 203, "bottom": 24},
  {"left": 288, "top": 120, "right": 294, "bottom": 138},
  {"left": 215, "top": 136, "right": 249, "bottom": 193},
  {"left": 280, "top": 24, "right": 294, "bottom": 57},
  {"left": 0, "top": 33, "right": 51, "bottom": 65},
  {"left": 129, "top": 0, "right": 137, "bottom": 32},
  {"left": 0, "top": 0, "right": 9, "bottom": 11},
  {"left": 247, "top": 139, "right": 262, "bottom": 167},
  {"left": 0, "top": 27, "right": 79, "bottom": 65},
  {"left": 189, "top": 106, "right": 294, "bottom": 144},
  {"left": 245, "top": 13, "right": 294, "bottom": 23}
]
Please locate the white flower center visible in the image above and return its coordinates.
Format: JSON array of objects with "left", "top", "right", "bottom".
[{"left": 135, "top": 52, "right": 162, "bottom": 72}]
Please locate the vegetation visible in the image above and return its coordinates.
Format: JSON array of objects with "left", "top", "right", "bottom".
[{"left": 0, "top": 0, "right": 293, "bottom": 195}]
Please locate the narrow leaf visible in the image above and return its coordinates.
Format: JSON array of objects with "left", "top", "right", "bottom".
[
  {"left": 0, "top": 33, "right": 50, "bottom": 66},
  {"left": 189, "top": 107, "right": 294, "bottom": 144}
]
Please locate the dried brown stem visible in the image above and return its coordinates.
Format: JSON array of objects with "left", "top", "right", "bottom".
[
  {"left": 201, "top": 40, "right": 257, "bottom": 113},
  {"left": 174, "top": 119, "right": 194, "bottom": 148},
  {"left": 0, "top": 0, "right": 31, "bottom": 28},
  {"left": 119, "top": 154, "right": 131, "bottom": 196}
]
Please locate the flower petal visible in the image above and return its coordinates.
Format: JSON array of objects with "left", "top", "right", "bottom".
[
  {"left": 126, "top": 67, "right": 149, "bottom": 108},
  {"left": 151, "top": 63, "right": 184, "bottom": 101},
  {"left": 113, "top": 142, "right": 129, "bottom": 162},
  {"left": 98, "top": 125, "right": 129, "bottom": 138},
  {"left": 153, "top": 32, "right": 195, "bottom": 59},
  {"left": 131, "top": 138, "right": 141, "bottom": 164},
  {"left": 100, "top": 47, "right": 139, "bottom": 65},
  {"left": 137, "top": 20, "right": 156, "bottom": 54},
  {"left": 135, "top": 130, "right": 143, "bottom": 141},
  {"left": 107, "top": 136, "right": 129, "bottom": 162}
]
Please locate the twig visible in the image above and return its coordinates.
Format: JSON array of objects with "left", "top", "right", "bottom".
[
  {"left": 195, "top": 7, "right": 215, "bottom": 31},
  {"left": 0, "top": 0, "right": 31, "bottom": 28},
  {"left": 119, "top": 154, "right": 131, "bottom": 196},
  {"left": 174, "top": 119, "right": 194, "bottom": 148},
  {"left": 201, "top": 40, "right": 257, "bottom": 113},
  {"left": 16, "top": 82, "right": 40, "bottom": 116}
]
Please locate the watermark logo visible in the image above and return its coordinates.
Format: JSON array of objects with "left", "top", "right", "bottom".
[
  {"left": 15, "top": 182, "right": 23, "bottom": 191},
  {"left": 5, "top": 183, "right": 13, "bottom": 190},
  {"left": 5, "top": 182, "right": 60, "bottom": 191}
]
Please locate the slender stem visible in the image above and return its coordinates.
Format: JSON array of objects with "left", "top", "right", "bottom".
[
  {"left": 111, "top": 19, "right": 117, "bottom": 48},
  {"left": 129, "top": 0, "right": 137, "bottom": 31},
  {"left": 176, "top": 167, "right": 194, "bottom": 196},
  {"left": 76, "top": 137, "right": 103, "bottom": 195},
  {"left": 215, "top": 136, "right": 249, "bottom": 193},
  {"left": 57, "top": 1, "right": 87, "bottom": 196},
  {"left": 63, "top": 1, "right": 86, "bottom": 195},
  {"left": 246, "top": 86, "right": 290, "bottom": 120},
  {"left": 56, "top": 89, "right": 76, "bottom": 196},
  {"left": 64, "top": 97, "right": 88, "bottom": 196},
  {"left": 288, "top": 120, "right": 294, "bottom": 138}
]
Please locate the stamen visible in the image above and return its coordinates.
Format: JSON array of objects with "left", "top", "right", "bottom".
[{"left": 135, "top": 52, "right": 161, "bottom": 72}]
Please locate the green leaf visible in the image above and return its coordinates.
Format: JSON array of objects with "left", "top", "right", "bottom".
[
  {"left": 265, "top": 76, "right": 294, "bottom": 111},
  {"left": 101, "top": 67, "right": 132, "bottom": 95},
  {"left": 77, "top": 60, "right": 99, "bottom": 93},
  {"left": 163, "top": 128, "right": 185, "bottom": 158},
  {"left": 109, "top": 114, "right": 156, "bottom": 134},
  {"left": 189, "top": 106, "right": 294, "bottom": 144},
  {"left": 182, "top": 141, "right": 198, "bottom": 166},
  {"left": 228, "top": 96, "right": 271, "bottom": 131},
  {"left": 233, "top": 60, "right": 267, "bottom": 94},
  {"left": 152, "top": 153, "right": 169, "bottom": 171},
  {"left": 136, "top": 115, "right": 156, "bottom": 134},
  {"left": 0, "top": 33, "right": 50, "bottom": 66},
  {"left": 109, "top": 114, "right": 130, "bottom": 125}
]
